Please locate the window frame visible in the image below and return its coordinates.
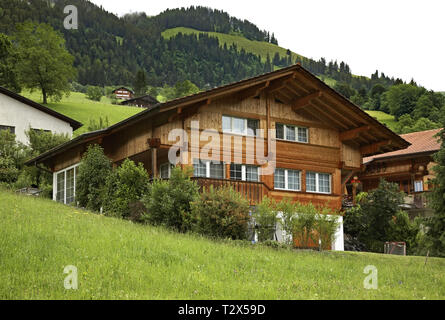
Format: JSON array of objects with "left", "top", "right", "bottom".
[
  {"left": 306, "top": 171, "right": 332, "bottom": 194},
  {"left": 193, "top": 159, "right": 225, "bottom": 179},
  {"left": 414, "top": 180, "right": 424, "bottom": 193},
  {"left": 230, "top": 164, "right": 260, "bottom": 182},
  {"left": 53, "top": 164, "right": 80, "bottom": 205},
  {"left": 274, "top": 168, "right": 302, "bottom": 191},
  {"left": 275, "top": 123, "right": 309, "bottom": 143},
  {"left": 160, "top": 163, "right": 174, "bottom": 179},
  {"left": 222, "top": 115, "right": 260, "bottom": 136}
]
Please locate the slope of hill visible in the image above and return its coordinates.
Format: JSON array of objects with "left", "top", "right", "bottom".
[
  {"left": 162, "top": 27, "right": 303, "bottom": 63},
  {"left": 21, "top": 91, "right": 143, "bottom": 136},
  {"left": 1, "top": 190, "right": 444, "bottom": 300}
]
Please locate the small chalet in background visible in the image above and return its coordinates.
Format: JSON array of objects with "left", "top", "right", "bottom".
[
  {"left": 120, "top": 94, "right": 159, "bottom": 108},
  {"left": 359, "top": 128, "right": 442, "bottom": 216},
  {"left": 112, "top": 87, "right": 134, "bottom": 100}
]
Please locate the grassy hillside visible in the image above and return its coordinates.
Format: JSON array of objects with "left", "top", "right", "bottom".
[
  {"left": 21, "top": 91, "right": 143, "bottom": 136},
  {"left": 0, "top": 190, "right": 443, "bottom": 300},
  {"left": 366, "top": 111, "right": 398, "bottom": 131}
]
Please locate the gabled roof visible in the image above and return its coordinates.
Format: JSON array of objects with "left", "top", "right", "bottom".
[
  {"left": 120, "top": 94, "right": 159, "bottom": 106},
  {"left": 364, "top": 128, "right": 442, "bottom": 164},
  {"left": 0, "top": 86, "right": 83, "bottom": 130},
  {"left": 26, "top": 64, "right": 410, "bottom": 166}
]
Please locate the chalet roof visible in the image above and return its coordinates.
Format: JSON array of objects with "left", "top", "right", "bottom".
[
  {"left": 0, "top": 86, "right": 83, "bottom": 130},
  {"left": 120, "top": 94, "right": 159, "bottom": 106},
  {"left": 26, "top": 64, "right": 410, "bottom": 166},
  {"left": 363, "top": 128, "right": 442, "bottom": 164},
  {"left": 113, "top": 87, "right": 134, "bottom": 94}
]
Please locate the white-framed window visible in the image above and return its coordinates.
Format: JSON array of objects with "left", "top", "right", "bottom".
[
  {"left": 193, "top": 159, "right": 225, "bottom": 179},
  {"left": 160, "top": 163, "right": 174, "bottom": 179},
  {"left": 274, "top": 168, "right": 301, "bottom": 191},
  {"left": 0, "top": 125, "right": 15, "bottom": 134},
  {"left": 54, "top": 164, "right": 79, "bottom": 205},
  {"left": 276, "top": 123, "right": 308, "bottom": 143},
  {"left": 222, "top": 115, "right": 259, "bottom": 136},
  {"left": 306, "top": 172, "right": 331, "bottom": 194},
  {"left": 414, "top": 180, "right": 424, "bottom": 192},
  {"left": 230, "top": 164, "right": 260, "bottom": 182}
]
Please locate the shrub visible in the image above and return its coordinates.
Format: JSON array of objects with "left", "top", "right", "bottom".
[
  {"left": 76, "top": 144, "right": 112, "bottom": 211},
  {"left": 292, "top": 203, "right": 317, "bottom": 249},
  {"left": 314, "top": 208, "right": 340, "bottom": 251},
  {"left": 86, "top": 86, "right": 103, "bottom": 101},
  {"left": 102, "top": 159, "right": 149, "bottom": 219},
  {"left": 253, "top": 197, "right": 278, "bottom": 242},
  {"left": 191, "top": 185, "right": 251, "bottom": 240},
  {"left": 277, "top": 198, "right": 297, "bottom": 244},
  {"left": 142, "top": 167, "right": 199, "bottom": 232},
  {"left": 0, "top": 156, "right": 19, "bottom": 184}
]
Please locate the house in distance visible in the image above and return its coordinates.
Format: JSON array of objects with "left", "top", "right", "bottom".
[
  {"left": 0, "top": 86, "right": 82, "bottom": 144},
  {"left": 120, "top": 94, "right": 159, "bottom": 108},
  {"left": 112, "top": 87, "right": 134, "bottom": 100},
  {"left": 359, "top": 128, "right": 442, "bottom": 216},
  {"left": 26, "top": 64, "right": 410, "bottom": 251}
]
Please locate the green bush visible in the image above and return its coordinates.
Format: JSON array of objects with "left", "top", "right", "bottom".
[
  {"left": 142, "top": 167, "right": 199, "bottom": 232},
  {"left": 292, "top": 203, "right": 317, "bottom": 248},
  {"left": 314, "top": 209, "right": 340, "bottom": 251},
  {"left": 102, "top": 159, "right": 149, "bottom": 219},
  {"left": 76, "top": 144, "right": 112, "bottom": 211},
  {"left": 0, "top": 156, "right": 19, "bottom": 184},
  {"left": 277, "top": 198, "right": 297, "bottom": 245},
  {"left": 191, "top": 185, "right": 251, "bottom": 240},
  {"left": 86, "top": 86, "right": 103, "bottom": 101},
  {"left": 253, "top": 197, "right": 278, "bottom": 242}
]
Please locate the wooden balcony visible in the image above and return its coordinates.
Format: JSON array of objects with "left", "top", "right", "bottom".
[{"left": 191, "top": 177, "right": 269, "bottom": 205}]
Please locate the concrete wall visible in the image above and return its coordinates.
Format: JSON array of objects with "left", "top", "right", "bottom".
[{"left": 0, "top": 93, "right": 73, "bottom": 144}]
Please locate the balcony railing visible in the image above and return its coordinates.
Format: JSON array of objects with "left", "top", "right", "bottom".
[
  {"left": 191, "top": 177, "right": 268, "bottom": 205},
  {"left": 404, "top": 191, "right": 430, "bottom": 209}
]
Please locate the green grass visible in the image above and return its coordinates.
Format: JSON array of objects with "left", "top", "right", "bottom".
[
  {"left": 21, "top": 91, "right": 143, "bottom": 136},
  {"left": 0, "top": 190, "right": 443, "bottom": 300},
  {"left": 366, "top": 111, "right": 398, "bottom": 131}
]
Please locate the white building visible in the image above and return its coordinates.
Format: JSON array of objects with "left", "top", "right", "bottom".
[{"left": 0, "top": 86, "right": 82, "bottom": 144}]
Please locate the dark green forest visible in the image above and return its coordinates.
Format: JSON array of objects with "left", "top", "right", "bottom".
[{"left": 0, "top": 0, "right": 443, "bottom": 132}]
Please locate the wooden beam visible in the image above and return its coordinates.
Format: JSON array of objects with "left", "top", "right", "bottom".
[
  {"left": 306, "top": 104, "right": 350, "bottom": 130},
  {"left": 236, "top": 81, "right": 270, "bottom": 101},
  {"left": 291, "top": 91, "right": 322, "bottom": 111},
  {"left": 264, "top": 76, "right": 295, "bottom": 94},
  {"left": 168, "top": 99, "right": 210, "bottom": 122},
  {"left": 313, "top": 99, "right": 358, "bottom": 127},
  {"left": 360, "top": 140, "right": 391, "bottom": 155},
  {"left": 340, "top": 126, "right": 372, "bottom": 141}
]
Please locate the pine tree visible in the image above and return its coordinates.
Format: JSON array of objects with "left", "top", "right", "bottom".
[{"left": 133, "top": 69, "right": 148, "bottom": 97}]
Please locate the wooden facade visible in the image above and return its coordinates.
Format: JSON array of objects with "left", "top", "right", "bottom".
[
  {"left": 27, "top": 64, "right": 409, "bottom": 210},
  {"left": 112, "top": 87, "right": 134, "bottom": 100},
  {"left": 358, "top": 128, "right": 441, "bottom": 212}
]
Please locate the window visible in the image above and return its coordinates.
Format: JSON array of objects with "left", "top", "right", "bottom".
[
  {"left": 160, "top": 163, "right": 174, "bottom": 179},
  {"left": 306, "top": 172, "right": 331, "bottom": 194},
  {"left": 193, "top": 159, "right": 225, "bottom": 179},
  {"left": 55, "top": 165, "right": 79, "bottom": 205},
  {"left": 276, "top": 123, "right": 308, "bottom": 143},
  {"left": 0, "top": 125, "right": 15, "bottom": 134},
  {"left": 275, "top": 169, "right": 301, "bottom": 191},
  {"left": 222, "top": 116, "right": 259, "bottom": 136},
  {"left": 230, "top": 164, "right": 260, "bottom": 182},
  {"left": 414, "top": 180, "right": 424, "bottom": 192},
  {"left": 31, "top": 128, "right": 51, "bottom": 134}
]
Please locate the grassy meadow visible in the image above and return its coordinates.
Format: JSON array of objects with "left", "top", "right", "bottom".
[
  {"left": 21, "top": 91, "right": 143, "bottom": 136},
  {"left": 0, "top": 190, "right": 443, "bottom": 300},
  {"left": 366, "top": 111, "right": 398, "bottom": 131}
]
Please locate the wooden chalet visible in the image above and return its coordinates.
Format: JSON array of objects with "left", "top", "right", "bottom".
[
  {"left": 27, "top": 64, "right": 409, "bottom": 212},
  {"left": 112, "top": 87, "right": 134, "bottom": 100},
  {"left": 120, "top": 94, "right": 159, "bottom": 108},
  {"left": 359, "top": 128, "right": 442, "bottom": 214}
]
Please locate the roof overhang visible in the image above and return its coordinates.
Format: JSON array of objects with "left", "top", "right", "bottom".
[
  {"left": 26, "top": 64, "right": 410, "bottom": 167},
  {"left": 0, "top": 86, "right": 83, "bottom": 131}
]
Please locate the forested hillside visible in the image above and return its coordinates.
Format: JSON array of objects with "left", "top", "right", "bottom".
[{"left": 0, "top": 0, "right": 443, "bottom": 133}]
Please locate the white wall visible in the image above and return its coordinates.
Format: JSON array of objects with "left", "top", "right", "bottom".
[{"left": 0, "top": 93, "right": 73, "bottom": 144}]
